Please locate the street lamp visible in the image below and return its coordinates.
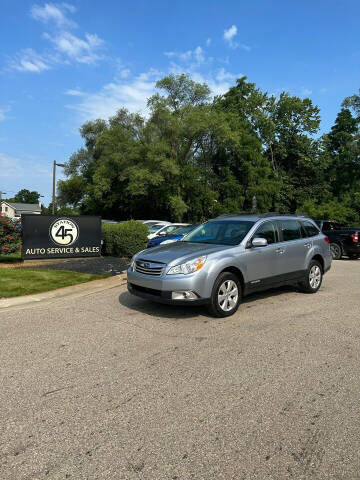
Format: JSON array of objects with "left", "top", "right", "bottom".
[{"left": 52, "top": 161, "right": 66, "bottom": 215}]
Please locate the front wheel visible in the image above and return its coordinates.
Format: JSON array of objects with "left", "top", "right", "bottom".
[
  {"left": 207, "top": 272, "right": 242, "bottom": 318},
  {"left": 298, "top": 260, "right": 323, "bottom": 294},
  {"left": 330, "top": 242, "right": 342, "bottom": 260}
]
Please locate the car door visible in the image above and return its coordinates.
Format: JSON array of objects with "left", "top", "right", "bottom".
[
  {"left": 276, "top": 219, "right": 306, "bottom": 277},
  {"left": 244, "top": 220, "right": 281, "bottom": 289}
]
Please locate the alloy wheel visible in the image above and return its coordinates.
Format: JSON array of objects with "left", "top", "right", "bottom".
[
  {"left": 218, "top": 280, "right": 239, "bottom": 312},
  {"left": 330, "top": 243, "right": 341, "bottom": 259},
  {"left": 309, "top": 265, "right": 321, "bottom": 289}
]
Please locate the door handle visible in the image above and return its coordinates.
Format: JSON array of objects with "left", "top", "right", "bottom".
[
  {"left": 276, "top": 247, "right": 285, "bottom": 254},
  {"left": 304, "top": 242, "right": 312, "bottom": 248}
]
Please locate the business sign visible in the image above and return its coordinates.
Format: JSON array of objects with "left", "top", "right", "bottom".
[{"left": 22, "top": 215, "right": 101, "bottom": 260}]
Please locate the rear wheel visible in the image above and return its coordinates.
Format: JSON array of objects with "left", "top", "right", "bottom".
[
  {"left": 207, "top": 272, "right": 242, "bottom": 318},
  {"left": 330, "top": 242, "right": 342, "bottom": 260},
  {"left": 298, "top": 260, "right": 323, "bottom": 294}
]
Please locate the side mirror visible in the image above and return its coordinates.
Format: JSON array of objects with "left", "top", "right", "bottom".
[{"left": 252, "top": 237, "right": 268, "bottom": 247}]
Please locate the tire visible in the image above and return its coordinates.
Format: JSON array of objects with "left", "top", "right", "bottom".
[
  {"left": 298, "top": 260, "right": 323, "bottom": 294},
  {"left": 330, "top": 242, "right": 342, "bottom": 260},
  {"left": 207, "top": 272, "right": 242, "bottom": 318}
]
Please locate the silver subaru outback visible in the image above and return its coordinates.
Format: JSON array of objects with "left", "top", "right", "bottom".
[{"left": 127, "top": 214, "right": 332, "bottom": 317}]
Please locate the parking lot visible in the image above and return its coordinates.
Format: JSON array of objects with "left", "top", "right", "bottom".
[{"left": 1, "top": 260, "right": 360, "bottom": 479}]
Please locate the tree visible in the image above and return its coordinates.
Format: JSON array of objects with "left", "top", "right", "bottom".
[{"left": 13, "top": 189, "right": 41, "bottom": 204}]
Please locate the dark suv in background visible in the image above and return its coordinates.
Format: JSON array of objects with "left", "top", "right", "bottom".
[{"left": 315, "top": 220, "right": 360, "bottom": 260}]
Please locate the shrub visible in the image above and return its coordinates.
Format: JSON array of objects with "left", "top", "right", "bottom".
[
  {"left": 102, "top": 220, "right": 148, "bottom": 257},
  {"left": 0, "top": 216, "right": 22, "bottom": 255}
]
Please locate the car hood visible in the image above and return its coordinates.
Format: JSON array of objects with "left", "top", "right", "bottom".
[{"left": 136, "top": 241, "right": 233, "bottom": 265}]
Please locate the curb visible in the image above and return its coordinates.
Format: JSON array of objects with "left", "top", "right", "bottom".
[{"left": 0, "top": 273, "right": 127, "bottom": 311}]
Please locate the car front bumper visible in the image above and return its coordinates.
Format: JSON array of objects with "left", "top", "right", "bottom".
[{"left": 127, "top": 269, "right": 210, "bottom": 305}]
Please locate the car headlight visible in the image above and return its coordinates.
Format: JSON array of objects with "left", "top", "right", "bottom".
[
  {"left": 167, "top": 256, "right": 207, "bottom": 275},
  {"left": 130, "top": 256, "right": 136, "bottom": 271}
]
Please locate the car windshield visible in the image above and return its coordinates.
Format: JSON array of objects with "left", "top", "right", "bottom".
[
  {"left": 182, "top": 220, "right": 254, "bottom": 245},
  {"left": 171, "top": 225, "right": 199, "bottom": 236},
  {"left": 149, "top": 224, "right": 165, "bottom": 233}
]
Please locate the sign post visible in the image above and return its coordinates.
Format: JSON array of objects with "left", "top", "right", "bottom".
[{"left": 22, "top": 215, "right": 102, "bottom": 260}]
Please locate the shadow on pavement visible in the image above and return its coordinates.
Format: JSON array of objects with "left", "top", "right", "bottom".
[{"left": 119, "top": 284, "right": 300, "bottom": 319}]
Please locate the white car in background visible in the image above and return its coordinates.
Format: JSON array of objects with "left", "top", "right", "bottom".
[
  {"left": 147, "top": 223, "right": 189, "bottom": 240},
  {"left": 140, "top": 220, "right": 171, "bottom": 227}
]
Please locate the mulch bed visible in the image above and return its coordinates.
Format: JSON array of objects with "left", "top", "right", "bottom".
[{"left": 0, "top": 256, "right": 129, "bottom": 276}]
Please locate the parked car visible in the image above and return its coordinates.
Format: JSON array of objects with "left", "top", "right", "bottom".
[
  {"left": 146, "top": 222, "right": 173, "bottom": 239},
  {"left": 128, "top": 214, "right": 332, "bottom": 317},
  {"left": 315, "top": 220, "right": 360, "bottom": 260},
  {"left": 140, "top": 220, "right": 171, "bottom": 227},
  {"left": 147, "top": 224, "right": 199, "bottom": 248},
  {"left": 148, "top": 223, "right": 189, "bottom": 240}
]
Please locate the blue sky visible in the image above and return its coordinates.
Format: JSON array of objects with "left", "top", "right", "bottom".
[{"left": 1, "top": 0, "right": 360, "bottom": 205}]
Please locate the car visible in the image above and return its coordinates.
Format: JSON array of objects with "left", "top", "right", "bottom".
[
  {"left": 146, "top": 222, "right": 174, "bottom": 239},
  {"left": 139, "top": 220, "right": 171, "bottom": 227},
  {"left": 147, "top": 224, "right": 199, "bottom": 248},
  {"left": 128, "top": 213, "right": 332, "bottom": 318},
  {"left": 147, "top": 223, "right": 189, "bottom": 240},
  {"left": 315, "top": 220, "right": 360, "bottom": 260}
]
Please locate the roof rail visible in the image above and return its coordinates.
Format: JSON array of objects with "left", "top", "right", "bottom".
[
  {"left": 215, "top": 211, "right": 309, "bottom": 219},
  {"left": 258, "top": 212, "right": 309, "bottom": 218}
]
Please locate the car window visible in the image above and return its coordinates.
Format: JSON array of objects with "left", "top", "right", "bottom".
[
  {"left": 253, "top": 221, "right": 278, "bottom": 244},
  {"left": 183, "top": 220, "right": 255, "bottom": 246},
  {"left": 302, "top": 220, "right": 320, "bottom": 237},
  {"left": 149, "top": 224, "right": 165, "bottom": 233},
  {"left": 322, "top": 221, "right": 341, "bottom": 231},
  {"left": 279, "top": 220, "right": 302, "bottom": 241},
  {"left": 161, "top": 225, "right": 179, "bottom": 235}
]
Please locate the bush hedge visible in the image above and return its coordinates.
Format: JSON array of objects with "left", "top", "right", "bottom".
[
  {"left": 102, "top": 220, "right": 148, "bottom": 257},
  {"left": 0, "top": 216, "right": 21, "bottom": 255}
]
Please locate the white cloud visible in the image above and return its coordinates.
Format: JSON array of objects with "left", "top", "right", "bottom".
[
  {"left": 8, "top": 3, "right": 104, "bottom": 72},
  {"left": 300, "top": 87, "right": 312, "bottom": 96},
  {"left": 206, "top": 38, "right": 211, "bottom": 46},
  {"left": 10, "top": 48, "right": 52, "bottom": 73},
  {"left": 66, "top": 71, "right": 162, "bottom": 120},
  {"left": 224, "top": 25, "right": 238, "bottom": 48},
  {"left": 223, "top": 25, "right": 251, "bottom": 51},
  {"left": 119, "top": 68, "right": 131, "bottom": 78},
  {"left": 0, "top": 109, "right": 7, "bottom": 122},
  {"left": 65, "top": 88, "right": 85, "bottom": 96},
  {"left": 44, "top": 31, "right": 104, "bottom": 64},
  {"left": 31, "top": 2, "right": 77, "bottom": 28},
  {"left": 165, "top": 46, "right": 205, "bottom": 66},
  {"left": 0, "top": 153, "right": 24, "bottom": 178}
]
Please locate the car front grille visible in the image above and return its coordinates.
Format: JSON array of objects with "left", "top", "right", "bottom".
[{"left": 135, "top": 259, "right": 165, "bottom": 276}]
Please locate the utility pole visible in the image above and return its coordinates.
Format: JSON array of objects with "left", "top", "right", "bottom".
[
  {"left": 251, "top": 195, "right": 257, "bottom": 213},
  {"left": 52, "top": 161, "right": 66, "bottom": 215}
]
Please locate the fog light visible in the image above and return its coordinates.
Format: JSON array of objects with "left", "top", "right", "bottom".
[{"left": 171, "top": 291, "right": 198, "bottom": 300}]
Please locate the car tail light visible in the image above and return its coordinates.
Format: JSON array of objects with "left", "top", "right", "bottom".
[
  {"left": 324, "top": 236, "right": 330, "bottom": 244},
  {"left": 351, "top": 233, "right": 359, "bottom": 243}
]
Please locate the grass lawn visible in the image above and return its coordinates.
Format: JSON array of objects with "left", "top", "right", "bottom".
[
  {"left": 0, "top": 252, "right": 22, "bottom": 263},
  {"left": 0, "top": 269, "right": 109, "bottom": 299}
]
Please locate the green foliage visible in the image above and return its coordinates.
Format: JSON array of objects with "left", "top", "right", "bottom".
[
  {"left": 102, "top": 220, "right": 148, "bottom": 257},
  {"left": 299, "top": 199, "right": 360, "bottom": 225},
  {"left": 12, "top": 189, "right": 40, "bottom": 204},
  {"left": 0, "top": 217, "right": 21, "bottom": 255},
  {"left": 0, "top": 269, "right": 108, "bottom": 299},
  {"left": 59, "top": 74, "right": 360, "bottom": 224}
]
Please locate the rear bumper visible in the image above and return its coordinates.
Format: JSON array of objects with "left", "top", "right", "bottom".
[
  {"left": 343, "top": 244, "right": 360, "bottom": 255},
  {"left": 127, "top": 282, "right": 210, "bottom": 305}
]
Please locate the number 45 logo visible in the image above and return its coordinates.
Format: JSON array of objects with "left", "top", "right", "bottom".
[{"left": 50, "top": 219, "right": 79, "bottom": 246}]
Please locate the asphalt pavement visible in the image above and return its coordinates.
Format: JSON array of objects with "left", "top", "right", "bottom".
[{"left": 1, "top": 260, "right": 360, "bottom": 480}]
